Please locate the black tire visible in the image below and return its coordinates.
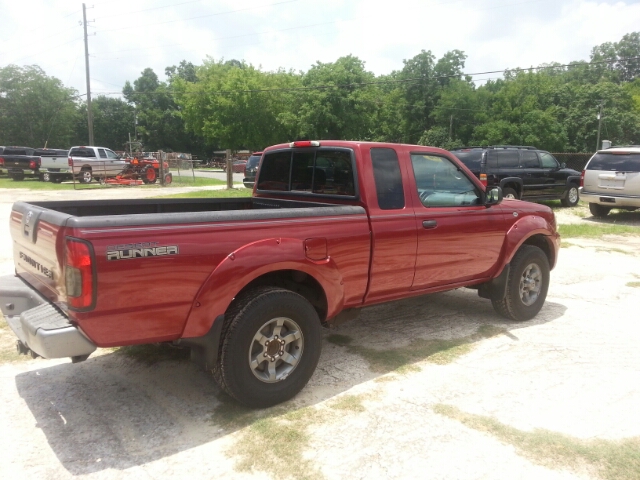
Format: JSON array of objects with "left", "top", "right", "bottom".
[
  {"left": 491, "top": 245, "right": 550, "bottom": 322},
  {"left": 79, "top": 168, "right": 92, "bottom": 184},
  {"left": 218, "top": 287, "right": 322, "bottom": 408},
  {"left": 141, "top": 166, "right": 157, "bottom": 184},
  {"left": 10, "top": 172, "right": 24, "bottom": 181},
  {"left": 502, "top": 187, "right": 519, "bottom": 200},
  {"left": 589, "top": 203, "right": 611, "bottom": 218},
  {"left": 561, "top": 184, "right": 579, "bottom": 207},
  {"left": 52, "top": 176, "right": 63, "bottom": 184}
]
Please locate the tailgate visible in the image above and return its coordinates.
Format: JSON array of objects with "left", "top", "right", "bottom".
[{"left": 10, "top": 202, "right": 71, "bottom": 309}]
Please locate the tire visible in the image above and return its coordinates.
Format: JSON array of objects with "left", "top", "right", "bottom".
[
  {"left": 164, "top": 172, "right": 173, "bottom": 185},
  {"left": 502, "top": 187, "right": 519, "bottom": 200},
  {"left": 142, "top": 166, "right": 157, "bottom": 184},
  {"left": 218, "top": 287, "right": 322, "bottom": 408},
  {"left": 491, "top": 245, "right": 550, "bottom": 322},
  {"left": 79, "top": 168, "right": 92, "bottom": 184},
  {"left": 41, "top": 172, "right": 51, "bottom": 182},
  {"left": 589, "top": 203, "right": 611, "bottom": 218},
  {"left": 10, "top": 173, "right": 24, "bottom": 181},
  {"left": 561, "top": 184, "right": 579, "bottom": 207},
  {"left": 52, "top": 176, "right": 63, "bottom": 184}
]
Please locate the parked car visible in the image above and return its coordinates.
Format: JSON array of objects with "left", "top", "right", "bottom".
[
  {"left": 0, "top": 147, "right": 41, "bottom": 180},
  {"left": 222, "top": 159, "right": 247, "bottom": 173},
  {"left": 579, "top": 145, "right": 640, "bottom": 217},
  {"left": 0, "top": 146, "right": 6, "bottom": 176},
  {"left": 1, "top": 140, "right": 560, "bottom": 408},
  {"left": 242, "top": 152, "right": 263, "bottom": 188},
  {"left": 34, "top": 148, "right": 72, "bottom": 183},
  {"left": 68, "top": 146, "right": 129, "bottom": 183},
  {"left": 451, "top": 145, "right": 582, "bottom": 207}
]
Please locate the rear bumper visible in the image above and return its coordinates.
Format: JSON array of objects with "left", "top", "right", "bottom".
[
  {"left": 0, "top": 275, "right": 96, "bottom": 359},
  {"left": 580, "top": 188, "right": 640, "bottom": 208}
]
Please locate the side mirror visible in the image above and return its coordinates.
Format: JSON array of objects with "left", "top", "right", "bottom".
[
  {"left": 560, "top": 162, "right": 566, "bottom": 168},
  {"left": 485, "top": 187, "right": 503, "bottom": 207}
]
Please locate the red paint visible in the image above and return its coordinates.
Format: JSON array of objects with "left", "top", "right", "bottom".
[{"left": 10, "top": 141, "right": 560, "bottom": 348}]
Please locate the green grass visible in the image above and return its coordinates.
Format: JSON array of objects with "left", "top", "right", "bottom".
[
  {"left": 326, "top": 324, "right": 507, "bottom": 375},
  {"left": 626, "top": 281, "right": 640, "bottom": 288},
  {"left": 434, "top": 404, "right": 640, "bottom": 480},
  {"left": 158, "top": 188, "right": 252, "bottom": 199},
  {"left": 0, "top": 175, "right": 226, "bottom": 190},
  {"left": 558, "top": 223, "right": 640, "bottom": 238}
]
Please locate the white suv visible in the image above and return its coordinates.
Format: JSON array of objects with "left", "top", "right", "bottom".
[{"left": 580, "top": 146, "right": 640, "bottom": 217}]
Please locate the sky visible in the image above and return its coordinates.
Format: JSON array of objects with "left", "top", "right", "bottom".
[{"left": 1, "top": 0, "right": 640, "bottom": 99}]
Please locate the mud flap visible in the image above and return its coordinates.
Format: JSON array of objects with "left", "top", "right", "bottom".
[{"left": 478, "top": 264, "right": 510, "bottom": 301}]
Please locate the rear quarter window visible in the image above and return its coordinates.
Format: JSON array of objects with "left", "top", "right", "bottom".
[
  {"left": 587, "top": 153, "right": 640, "bottom": 172},
  {"left": 451, "top": 150, "right": 483, "bottom": 171}
]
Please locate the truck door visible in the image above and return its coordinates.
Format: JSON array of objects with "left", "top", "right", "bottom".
[
  {"left": 409, "top": 152, "right": 505, "bottom": 289},
  {"left": 364, "top": 147, "right": 418, "bottom": 303}
]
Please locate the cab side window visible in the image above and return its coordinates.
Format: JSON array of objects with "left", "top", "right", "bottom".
[
  {"left": 411, "top": 154, "right": 480, "bottom": 207},
  {"left": 371, "top": 148, "right": 404, "bottom": 210},
  {"left": 98, "top": 149, "right": 108, "bottom": 159},
  {"left": 520, "top": 151, "right": 540, "bottom": 168}
]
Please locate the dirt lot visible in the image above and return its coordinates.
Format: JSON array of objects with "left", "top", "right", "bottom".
[{"left": 1, "top": 190, "right": 639, "bottom": 480}]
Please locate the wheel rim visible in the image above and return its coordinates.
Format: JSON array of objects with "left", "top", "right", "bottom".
[
  {"left": 505, "top": 192, "right": 516, "bottom": 199},
  {"left": 568, "top": 187, "right": 578, "bottom": 204},
  {"left": 146, "top": 168, "right": 156, "bottom": 181},
  {"left": 248, "top": 317, "right": 304, "bottom": 383},
  {"left": 82, "top": 171, "right": 91, "bottom": 182},
  {"left": 519, "top": 263, "right": 542, "bottom": 306},
  {"left": 43, "top": 173, "right": 50, "bottom": 181}
]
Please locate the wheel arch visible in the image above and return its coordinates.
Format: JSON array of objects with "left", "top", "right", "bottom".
[
  {"left": 181, "top": 237, "right": 342, "bottom": 338},
  {"left": 499, "top": 177, "right": 524, "bottom": 197}
]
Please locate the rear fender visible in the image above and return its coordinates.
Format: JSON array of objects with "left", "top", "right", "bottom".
[
  {"left": 181, "top": 237, "right": 344, "bottom": 338},
  {"left": 499, "top": 215, "right": 558, "bottom": 270}
]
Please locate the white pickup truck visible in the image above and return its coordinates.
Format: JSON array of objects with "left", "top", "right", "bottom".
[
  {"left": 34, "top": 148, "right": 72, "bottom": 183},
  {"left": 68, "top": 146, "right": 129, "bottom": 183}
]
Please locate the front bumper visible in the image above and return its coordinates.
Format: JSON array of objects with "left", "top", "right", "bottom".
[
  {"left": 580, "top": 188, "right": 640, "bottom": 208},
  {"left": 0, "top": 275, "right": 96, "bottom": 359}
]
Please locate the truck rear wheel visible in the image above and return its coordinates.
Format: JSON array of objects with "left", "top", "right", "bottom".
[
  {"left": 79, "top": 168, "right": 92, "bottom": 184},
  {"left": 217, "top": 287, "right": 322, "bottom": 408},
  {"left": 491, "top": 245, "right": 549, "bottom": 321}
]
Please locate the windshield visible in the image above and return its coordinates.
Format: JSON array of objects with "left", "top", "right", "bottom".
[
  {"left": 246, "top": 154, "right": 261, "bottom": 169},
  {"left": 587, "top": 152, "right": 640, "bottom": 172}
]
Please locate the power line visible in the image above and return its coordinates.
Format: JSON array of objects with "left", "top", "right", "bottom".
[{"left": 94, "top": 55, "right": 640, "bottom": 98}]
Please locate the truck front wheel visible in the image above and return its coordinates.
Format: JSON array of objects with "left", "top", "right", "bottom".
[
  {"left": 217, "top": 287, "right": 322, "bottom": 408},
  {"left": 491, "top": 245, "right": 550, "bottom": 321}
]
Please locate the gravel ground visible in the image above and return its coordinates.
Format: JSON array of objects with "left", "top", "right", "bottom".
[{"left": 1, "top": 191, "right": 639, "bottom": 480}]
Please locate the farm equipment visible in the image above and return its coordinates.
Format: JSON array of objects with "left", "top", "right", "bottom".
[{"left": 106, "top": 155, "right": 173, "bottom": 185}]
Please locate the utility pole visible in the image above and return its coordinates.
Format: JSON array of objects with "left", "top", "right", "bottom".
[
  {"left": 596, "top": 102, "right": 603, "bottom": 151},
  {"left": 83, "top": 3, "right": 94, "bottom": 145},
  {"left": 449, "top": 114, "right": 453, "bottom": 141}
]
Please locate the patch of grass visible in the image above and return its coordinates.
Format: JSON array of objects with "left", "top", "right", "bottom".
[
  {"left": 558, "top": 223, "right": 640, "bottom": 239},
  {"left": 157, "top": 188, "right": 252, "bottom": 199},
  {"left": 113, "top": 343, "right": 190, "bottom": 365},
  {"left": 434, "top": 404, "right": 640, "bottom": 480},
  {"left": 595, "top": 247, "right": 633, "bottom": 255},
  {"left": 626, "top": 281, "right": 640, "bottom": 288},
  {"left": 329, "top": 394, "right": 367, "bottom": 413},
  {"left": 0, "top": 319, "right": 31, "bottom": 364},
  {"left": 0, "top": 177, "right": 80, "bottom": 190},
  {"left": 327, "top": 325, "right": 507, "bottom": 374},
  {"left": 561, "top": 241, "right": 581, "bottom": 249},
  {"left": 168, "top": 176, "right": 226, "bottom": 187}
]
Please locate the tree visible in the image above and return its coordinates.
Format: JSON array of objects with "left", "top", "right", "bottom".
[
  {"left": 293, "top": 55, "right": 378, "bottom": 140},
  {"left": 0, "top": 65, "right": 78, "bottom": 147},
  {"left": 75, "top": 96, "right": 135, "bottom": 150},
  {"left": 174, "top": 58, "right": 301, "bottom": 150}
]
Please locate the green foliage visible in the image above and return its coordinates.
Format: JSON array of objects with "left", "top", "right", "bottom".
[
  {"left": 0, "top": 65, "right": 79, "bottom": 147},
  {"left": 75, "top": 96, "right": 134, "bottom": 150}
]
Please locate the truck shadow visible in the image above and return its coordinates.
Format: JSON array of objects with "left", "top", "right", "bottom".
[{"left": 14, "top": 289, "right": 566, "bottom": 475}]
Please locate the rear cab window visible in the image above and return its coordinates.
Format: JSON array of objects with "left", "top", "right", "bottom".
[
  {"left": 257, "top": 148, "right": 356, "bottom": 197},
  {"left": 587, "top": 152, "right": 640, "bottom": 172}
]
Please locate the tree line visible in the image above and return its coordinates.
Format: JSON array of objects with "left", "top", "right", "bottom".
[{"left": 1, "top": 32, "right": 639, "bottom": 158}]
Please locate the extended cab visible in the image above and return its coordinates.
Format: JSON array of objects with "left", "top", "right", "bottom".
[
  {"left": 68, "top": 146, "right": 128, "bottom": 183},
  {"left": 1, "top": 141, "right": 560, "bottom": 407}
]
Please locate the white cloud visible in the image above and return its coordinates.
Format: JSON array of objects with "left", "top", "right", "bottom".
[{"left": 1, "top": 0, "right": 638, "bottom": 97}]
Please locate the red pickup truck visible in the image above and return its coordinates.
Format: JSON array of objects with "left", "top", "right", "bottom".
[{"left": 1, "top": 141, "right": 559, "bottom": 407}]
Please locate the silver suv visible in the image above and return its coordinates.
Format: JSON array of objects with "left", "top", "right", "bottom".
[{"left": 580, "top": 146, "right": 640, "bottom": 217}]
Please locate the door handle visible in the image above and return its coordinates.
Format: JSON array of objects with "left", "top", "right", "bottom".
[{"left": 422, "top": 220, "right": 437, "bottom": 229}]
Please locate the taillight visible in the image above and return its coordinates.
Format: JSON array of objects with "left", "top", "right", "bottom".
[
  {"left": 68, "top": 157, "right": 73, "bottom": 166},
  {"left": 580, "top": 170, "right": 585, "bottom": 188},
  {"left": 289, "top": 141, "right": 320, "bottom": 148},
  {"left": 65, "top": 238, "right": 95, "bottom": 310},
  {"left": 29, "top": 160, "right": 38, "bottom": 169},
  {"left": 0, "top": 157, "right": 4, "bottom": 166},
  {"left": 479, "top": 173, "right": 488, "bottom": 187}
]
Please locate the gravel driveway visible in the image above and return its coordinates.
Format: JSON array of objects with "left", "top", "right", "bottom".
[{"left": 1, "top": 191, "right": 639, "bottom": 480}]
